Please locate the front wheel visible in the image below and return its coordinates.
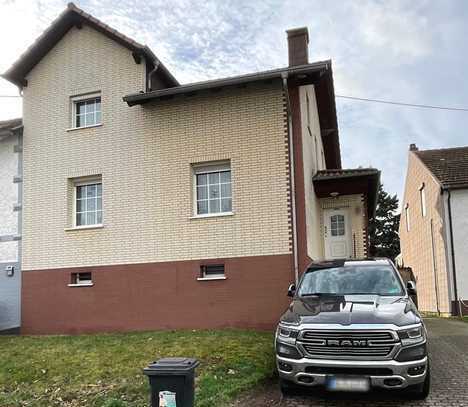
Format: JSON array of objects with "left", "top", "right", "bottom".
[{"left": 405, "top": 365, "right": 430, "bottom": 400}]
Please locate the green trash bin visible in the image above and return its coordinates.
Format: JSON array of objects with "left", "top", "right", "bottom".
[{"left": 143, "top": 357, "right": 199, "bottom": 407}]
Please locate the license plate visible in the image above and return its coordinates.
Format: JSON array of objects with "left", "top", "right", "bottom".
[{"left": 327, "top": 376, "right": 370, "bottom": 392}]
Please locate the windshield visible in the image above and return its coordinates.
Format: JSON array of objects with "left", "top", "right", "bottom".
[{"left": 297, "top": 265, "right": 404, "bottom": 296}]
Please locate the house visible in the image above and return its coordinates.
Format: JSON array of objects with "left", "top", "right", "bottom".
[
  {"left": 2, "top": 3, "right": 380, "bottom": 334},
  {"left": 0, "top": 118, "right": 23, "bottom": 334},
  {"left": 399, "top": 144, "right": 468, "bottom": 316}
]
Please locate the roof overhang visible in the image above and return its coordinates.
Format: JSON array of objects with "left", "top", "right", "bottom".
[
  {"left": 123, "top": 60, "right": 342, "bottom": 169},
  {"left": 441, "top": 183, "right": 468, "bottom": 191},
  {"left": 1, "top": 3, "right": 178, "bottom": 89},
  {"left": 0, "top": 118, "right": 23, "bottom": 141},
  {"left": 312, "top": 169, "right": 381, "bottom": 218},
  {"left": 123, "top": 61, "right": 330, "bottom": 106}
]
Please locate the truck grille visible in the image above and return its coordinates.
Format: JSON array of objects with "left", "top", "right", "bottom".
[{"left": 298, "top": 330, "right": 398, "bottom": 359}]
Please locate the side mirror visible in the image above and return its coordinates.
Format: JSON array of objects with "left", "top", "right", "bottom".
[
  {"left": 287, "top": 283, "right": 296, "bottom": 297},
  {"left": 407, "top": 280, "right": 417, "bottom": 295}
]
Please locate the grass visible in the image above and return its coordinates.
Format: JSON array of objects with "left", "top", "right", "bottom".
[{"left": 0, "top": 329, "right": 275, "bottom": 407}]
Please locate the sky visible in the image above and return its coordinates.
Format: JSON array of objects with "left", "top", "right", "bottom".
[{"left": 1, "top": 0, "right": 468, "bottom": 203}]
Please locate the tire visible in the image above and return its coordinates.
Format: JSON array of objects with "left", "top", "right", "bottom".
[
  {"left": 406, "top": 365, "right": 430, "bottom": 400},
  {"left": 279, "top": 378, "right": 299, "bottom": 396}
]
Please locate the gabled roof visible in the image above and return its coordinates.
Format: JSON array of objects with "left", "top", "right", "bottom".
[
  {"left": 415, "top": 146, "right": 468, "bottom": 189},
  {"left": 1, "top": 3, "right": 178, "bottom": 88},
  {"left": 0, "top": 118, "right": 23, "bottom": 140}
]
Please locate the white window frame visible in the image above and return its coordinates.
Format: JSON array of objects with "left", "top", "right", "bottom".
[
  {"left": 73, "top": 177, "right": 103, "bottom": 229},
  {"left": 419, "top": 183, "right": 427, "bottom": 217},
  {"left": 68, "top": 272, "right": 93, "bottom": 287},
  {"left": 405, "top": 203, "right": 411, "bottom": 232},
  {"left": 70, "top": 92, "right": 102, "bottom": 130},
  {"left": 192, "top": 161, "right": 233, "bottom": 218}
]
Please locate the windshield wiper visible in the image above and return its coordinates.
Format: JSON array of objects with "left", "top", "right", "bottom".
[{"left": 300, "top": 293, "right": 337, "bottom": 297}]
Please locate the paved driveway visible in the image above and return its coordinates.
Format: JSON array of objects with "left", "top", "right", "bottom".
[{"left": 232, "top": 318, "right": 468, "bottom": 406}]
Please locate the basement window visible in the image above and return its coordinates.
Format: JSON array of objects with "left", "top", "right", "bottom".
[
  {"left": 198, "top": 264, "right": 226, "bottom": 281},
  {"left": 69, "top": 272, "right": 93, "bottom": 287}
]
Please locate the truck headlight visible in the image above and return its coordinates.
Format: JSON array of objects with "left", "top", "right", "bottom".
[
  {"left": 398, "top": 325, "right": 425, "bottom": 346},
  {"left": 277, "top": 326, "right": 299, "bottom": 339},
  {"left": 276, "top": 341, "right": 302, "bottom": 359}
]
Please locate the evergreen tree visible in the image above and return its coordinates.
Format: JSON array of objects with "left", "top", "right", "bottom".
[{"left": 369, "top": 184, "right": 400, "bottom": 260}]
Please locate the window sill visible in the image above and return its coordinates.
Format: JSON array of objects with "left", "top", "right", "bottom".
[
  {"left": 65, "top": 224, "right": 104, "bottom": 232},
  {"left": 190, "top": 212, "right": 234, "bottom": 220},
  {"left": 197, "top": 276, "right": 227, "bottom": 281},
  {"left": 68, "top": 283, "right": 94, "bottom": 287},
  {"left": 66, "top": 123, "right": 103, "bottom": 132}
]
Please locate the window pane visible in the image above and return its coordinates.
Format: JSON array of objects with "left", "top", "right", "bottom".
[
  {"left": 96, "top": 183, "right": 102, "bottom": 197},
  {"left": 87, "top": 198, "right": 96, "bottom": 211},
  {"left": 209, "top": 199, "right": 220, "bottom": 213},
  {"left": 76, "top": 213, "right": 85, "bottom": 226},
  {"left": 87, "top": 184, "right": 97, "bottom": 198},
  {"left": 76, "top": 102, "right": 85, "bottom": 115},
  {"left": 197, "top": 173, "right": 207, "bottom": 186},
  {"left": 97, "top": 197, "right": 102, "bottom": 211},
  {"left": 209, "top": 184, "right": 219, "bottom": 199},
  {"left": 85, "top": 102, "right": 95, "bottom": 113},
  {"left": 97, "top": 210, "right": 103, "bottom": 224},
  {"left": 221, "top": 198, "right": 232, "bottom": 212},
  {"left": 86, "top": 212, "right": 96, "bottom": 225},
  {"left": 220, "top": 183, "right": 231, "bottom": 198},
  {"left": 95, "top": 111, "right": 101, "bottom": 124},
  {"left": 76, "top": 199, "right": 85, "bottom": 212},
  {"left": 85, "top": 113, "right": 95, "bottom": 126},
  {"left": 197, "top": 200, "right": 208, "bottom": 214},
  {"left": 220, "top": 171, "right": 231, "bottom": 183},
  {"left": 76, "top": 114, "right": 82, "bottom": 128},
  {"left": 208, "top": 172, "right": 219, "bottom": 184},
  {"left": 197, "top": 185, "right": 208, "bottom": 200},
  {"left": 95, "top": 99, "right": 101, "bottom": 112},
  {"left": 76, "top": 186, "right": 85, "bottom": 199}
]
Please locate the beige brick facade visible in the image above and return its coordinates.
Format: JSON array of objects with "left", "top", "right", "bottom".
[
  {"left": 399, "top": 152, "right": 450, "bottom": 314},
  {"left": 22, "top": 25, "right": 291, "bottom": 271}
]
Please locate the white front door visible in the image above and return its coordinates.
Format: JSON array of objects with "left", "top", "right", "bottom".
[{"left": 323, "top": 209, "right": 351, "bottom": 259}]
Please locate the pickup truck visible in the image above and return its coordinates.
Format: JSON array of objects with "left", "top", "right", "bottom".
[{"left": 275, "top": 258, "right": 430, "bottom": 399}]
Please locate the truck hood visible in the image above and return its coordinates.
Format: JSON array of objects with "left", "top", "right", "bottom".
[{"left": 280, "top": 295, "right": 420, "bottom": 327}]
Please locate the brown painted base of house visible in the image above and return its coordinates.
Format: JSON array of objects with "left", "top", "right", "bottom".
[{"left": 21, "top": 254, "right": 294, "bottom": 335}]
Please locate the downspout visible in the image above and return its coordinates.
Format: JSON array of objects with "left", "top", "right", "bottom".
[
  {"left": 446, "top": 189, "right": 462, "bottom": 316},
  {"left": 147, "top": 60, "right": 161, "bottom": 92},
  {"left": 429, "top": 218, "right": 440, "bottom": 315},
  {"left": 282, "top": 73, "right": 299, "bottom": 284}
]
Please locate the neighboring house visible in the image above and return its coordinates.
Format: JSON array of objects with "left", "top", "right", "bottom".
[
  {"left": 2, "top": 3, "right": 380, "bottom": 334},
  {"left": 0, "top": 118, "right": 23, "bottom": 333},
  {"left": 400, "top": 144, "right": 468, "bottom": 316}
]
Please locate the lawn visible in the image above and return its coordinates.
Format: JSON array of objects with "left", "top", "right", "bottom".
[{"left": 0, "top": 329, "right": 275, "bottom": 407}]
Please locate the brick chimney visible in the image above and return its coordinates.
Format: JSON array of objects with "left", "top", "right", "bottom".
[
  {"left": 409, "top": 143, "right": 419, "bottom": 151},
  {"left": 286, "top": 27, "right": 309, "bottom": 66}
]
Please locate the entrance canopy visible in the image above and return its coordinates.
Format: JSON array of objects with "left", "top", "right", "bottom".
[{"left": 312, "top": 168, "right": 380, "bottom": 218}]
